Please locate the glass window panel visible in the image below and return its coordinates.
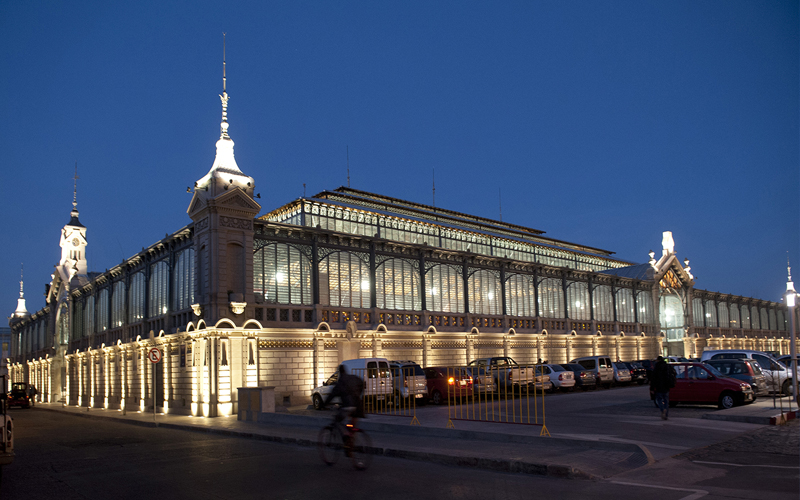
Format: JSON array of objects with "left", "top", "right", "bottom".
[{"left": 538, "top": 278, "right": 564, "bottom": 318}]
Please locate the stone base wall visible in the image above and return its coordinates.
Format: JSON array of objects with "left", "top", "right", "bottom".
[{"left": 11, "top": 325, "right": 796, "bottom": 417}]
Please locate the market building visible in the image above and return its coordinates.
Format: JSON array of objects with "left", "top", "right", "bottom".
[{"left": 7, "top": 81, "right": 795, "bottom": 417}]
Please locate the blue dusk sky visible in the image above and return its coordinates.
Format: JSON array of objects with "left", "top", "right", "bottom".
[{"left": 1, "top": 1, "right": 797, "bottom": 316}]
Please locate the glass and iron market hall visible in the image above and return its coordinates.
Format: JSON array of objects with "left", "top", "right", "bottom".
[{"left": 7, "top": 86, "right": 794, "bottom": 416}]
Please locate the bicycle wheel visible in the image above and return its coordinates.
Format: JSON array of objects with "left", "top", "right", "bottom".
[
  {"left": 348, "top": 429, "right": 372, "bottom": 470},
  {"left": 317, "top": 425, "right": 341, "bottom": 466}
]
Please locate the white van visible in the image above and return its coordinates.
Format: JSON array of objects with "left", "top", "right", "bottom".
[
  {"left": 311, "top": 357, "right": 394, "bottom": 410},
  {"left": 700, "top": 350, "right": 792, "bottom": 395},
  {"left": 569, "top": 356, "right": 614, "bottom": 386}
]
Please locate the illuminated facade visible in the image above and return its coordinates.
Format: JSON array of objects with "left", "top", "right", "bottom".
[{"left": 7, "top": 84, "right": 796, "bottom": 417}]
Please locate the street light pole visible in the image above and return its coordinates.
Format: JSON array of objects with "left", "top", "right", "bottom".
[{"left": 785, "top": 263, "right": 798, "bottom": 405}]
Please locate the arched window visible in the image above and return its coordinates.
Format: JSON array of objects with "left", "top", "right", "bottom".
[
  {"left": 112, "top": 281, "right": 126, "bottom": 327},
  {"left": 376, "top": 258, "right": 421, "bottom": 311},
  {"left": 58, "top": 304, "right": 69, "bottom": 344},
  {"left": 729, "top": 303, "right": 740, "bottom": 328},
  {"left": 616, "top": 288, "right": 635, "bottom": 323},
  {"left": 717, "top": 303, "right": 729, "bottom": 329},
  {"left": 129, "top": 272, "right": 145, "bottom": 322},
  {"left": 254, "top": 243, "right": 312, "bottom": 305},
  {"left": 593, "top": 285, "right": 613, "bottom": 322},
  {"left": 149, "top": 261, "right": 169, "bottom": 318},
  {"left": 319, "top": 251, "right": 370, "bottom": 308},
  {"left": 85, "top": 296, "right": 95, "bottom": 336},
  {"left": 692, "top": 297, "right": 704, "bottom": 326},
  {"left": 426, "top": 264, "right": 464, "bottom": 313},
  {"left": 704, "top": 300, "right": 717, "bottom": 328},
  {"left": 174, "top": 248, "right": 196, "bottom": 310},
  {"left": 469, "top": 269, "right": 501, "bottom": 315},
  {"left": 538, "top": 278, "right": 564, "bottom": 318},
  {"left": 97, "top": 289, "right": 109, "bottom": 332},
  {"left": 740, "top": 304, "right": 751, "bottom": 329},
  {"left": 750, "top": 305, "right": 760, "bottom": 329},
  {"left": 505, "top": 273, "right": 535, "bottom": 317},
  {"left": 760, "top": 307, "right": 769, "bottom": 330},
  {"left": 637, "top": 290, "right": 654, "bottom": 324},
  {"left": 777, "top": 310, "right": 786, "bottom": 331},
  {"left": 566, "top": 281, "right": 590, "bottom": 320},
  {"left": 769, "top": 309, "right": 777, "bottom": 331}
]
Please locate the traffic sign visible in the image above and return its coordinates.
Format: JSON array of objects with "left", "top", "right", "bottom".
[{"left": 148, "top": 347, "right": 162, "bottom": 364}]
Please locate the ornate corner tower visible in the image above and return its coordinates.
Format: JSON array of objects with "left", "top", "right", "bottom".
[{"left": 187, "top": 49, "right": 261, "bottom": 325}]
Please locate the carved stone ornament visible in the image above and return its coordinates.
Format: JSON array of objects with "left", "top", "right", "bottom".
[
  {"left": 230, "top": 301, "right": 247, "bottom": 315},
  {"left": 191, "top": 304, "right": 202, "bottom": 316},
  {"left": 220, "top": 216, "right": 252, "bottom": 230}
]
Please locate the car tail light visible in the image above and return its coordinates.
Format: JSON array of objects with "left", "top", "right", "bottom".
[
  {"left": 558, "top": 374, "right": 564, "bottom": 381},
  {"left": 448, "top": 377, "right": 455, "bottom": 385}
]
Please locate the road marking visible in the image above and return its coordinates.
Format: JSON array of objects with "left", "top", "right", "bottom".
[
  {"left": 610, "top": 481, "right": 708, "bottom": 500},
  {"left": 692, "top": 460, "right": 799, "bottom": 469}
]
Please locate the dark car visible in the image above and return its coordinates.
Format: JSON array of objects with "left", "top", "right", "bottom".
[
  {"left": 635, "top": 359, "right": 657, "bottom": 381},
  {"left": 703, "top": 358, "right": 769, "bottom": 397},
  {"left": 649, "top": 362, "right": 755, "bottom": 409},
  {"left": 624, "top": 362, "right": 648, "bottom": 385},
  {"left": 560, "top": 363, "right": 597, "bottom": 390},
  {"left": 7, "top": 383, "right": 30, "bottom": 409},
  {"left": 423, "top": 367, "right": 473, "bottom": 405}
]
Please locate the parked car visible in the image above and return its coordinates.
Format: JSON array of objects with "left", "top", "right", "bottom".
[
  {"left": 703, "top": 358, "right": 768, "bottom": 397},
  {"left": 649, "top": 362, "right": 755, "bottom": 409},
  {"left": 7, "top": 383, "right": 30, "bottom": 409},
  {"left": 570, "top": 356, "right": 614, "bottom": 387},
  {"left": 389, "top": 360, "right": 428, "bottom": 404},
  {"left": 423, "top": 367, "right": 473, "bottom": 405},
  {"left": 700, "top": 350, "right": 793, "bottom": 395},
  {"left": 667, "top": 356, "right": 689, "bottom": 363},
  {"left": 635, "top": 359, "right": 657, "bottom": 381},
  {"left": 463, "top": 365, "right": 498, "bottom": 397},
  {"left": 560, "top": 363, "right": 597, "bottom": 390},
  {"left": 543, "top": 364, "right": 575, "bottom": 392},
  {"left": 311, "top": 357, "right": 393, "bottom": 410},
  {"left": 612, "top": 362, "right": 632, "bottom": 385},
  {"left": 533, "top": 365, "right": 553, "bottom": 393},
  {"left": 623, "top": 362, "right": 648, "bottom": 385},
  {"left": 467, "top": 357, "right": 534, "bottom": 393}
]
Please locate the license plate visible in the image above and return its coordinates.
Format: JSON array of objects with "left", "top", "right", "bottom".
[
  {"left": 376, "top": 396, "right": 384, "bottom": 401},
  {"left": 415, "top": 394, "right": 423, "bottom": 398},
  {"left": 459, "top": 381, "right": 467, "bottom": 386}
]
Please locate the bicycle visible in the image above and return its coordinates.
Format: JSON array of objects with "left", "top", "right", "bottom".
[{"left": 317, "top": 406, "right": 372, "bottom": 470}]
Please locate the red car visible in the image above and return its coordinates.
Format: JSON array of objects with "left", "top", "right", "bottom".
[
  {"left": 423, "top": 367, "right": 473, "bottom": 405},
  {"left": 650, "top": 362, "right": 755, "bottom": 409}
]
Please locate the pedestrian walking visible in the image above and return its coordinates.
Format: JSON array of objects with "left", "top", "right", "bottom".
[
  {"left": 28, "top": 384, "right": 38, "bottom": 407},
  {"left": 651, "top": 356, "right": 675, "bottom": 420}
]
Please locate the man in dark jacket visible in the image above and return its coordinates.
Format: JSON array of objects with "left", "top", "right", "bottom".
[
  {"left": 323, "top": 364, "right": 365, "bottom": 427},
  {"left": 651, "top": 356, "right": 675, "bottom": 420}
]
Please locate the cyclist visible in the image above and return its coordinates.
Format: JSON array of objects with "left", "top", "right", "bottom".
[{"left": 323, "top": 364, "right": 365, "bottom": 429}]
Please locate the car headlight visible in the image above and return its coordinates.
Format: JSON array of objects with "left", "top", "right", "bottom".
[{"left": 741, "top": 383, "right": 750, "bottom": 391}]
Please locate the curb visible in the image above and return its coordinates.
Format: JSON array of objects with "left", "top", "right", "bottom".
[
  {"left": 37, "top": 406, "right": 601, "bottom": 479},
  {"left": 702, "top": 409, "right": 798, "bottom": 426}
]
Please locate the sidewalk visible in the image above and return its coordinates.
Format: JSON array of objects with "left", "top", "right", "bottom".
[{"left": 34, "top": 396, "right": 796, "bottom": 480}]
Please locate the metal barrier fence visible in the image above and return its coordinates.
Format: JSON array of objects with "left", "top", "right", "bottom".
[
  {"left": 442, "top": 365, "right": 550, "bottom": 436},
  {"left": 350, "top": 367, "right": 422, "bottom": 425}
]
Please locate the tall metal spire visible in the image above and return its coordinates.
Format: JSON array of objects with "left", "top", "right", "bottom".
[
  {"left": 18, "top": 264, "right": 24, "bottom": 299},
  {"left": 220, "top": 32, "right": 230, "bottom": 139},
  {"left": 73, "top": 162, "right": 79, "bottom": 212}
]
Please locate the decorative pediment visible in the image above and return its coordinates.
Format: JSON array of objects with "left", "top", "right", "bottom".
[
  {"left": 655, "top": 254, "right": 694, "bottom": 289},
  {"left": 186, "top": 193, "right": 205, "bottom": 218},
  {"left": 215, "top": 187, "right": 262, "bottom": 214}
]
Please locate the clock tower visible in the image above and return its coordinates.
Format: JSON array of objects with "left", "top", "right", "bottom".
[{"left": 58, "top": 168, "right": 88, "bottom": 283}]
